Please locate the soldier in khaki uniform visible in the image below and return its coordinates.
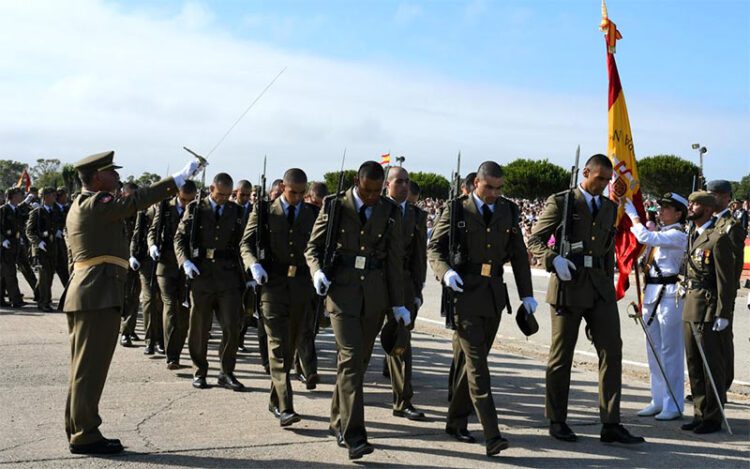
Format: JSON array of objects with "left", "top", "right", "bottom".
[
  {"left": 527, "top": 154, "right": 643, "bottom": 444},
  {"left": 53, "top": 188, "right": 71, "bottom": 285},
  {"left": 120, "top": 183, "right": 143, "bottom": 347},
  {"left": 706, "top": 180, "right": 745, "bottom": 391},
  {"left": 383, "top": 167, "right": 427, "bottom": 420},
  {"left": 26, "top": 187, "right": 59, "bottom": 312},
  {"left": 305, "top": 161, "right": 410, "bottom": 460},
  {"left": 429, "top": 161, "right": 534, "bottom": 456},
  {"left": 149, "top": 180, "right": 196, "bottom": 369},
  {"left": 63, "top": 150, "right": 198, "bottom": 454},
  {"left": 680, "top": 191, "right": 737, "bottom": 434},
  {"left": 175, "top": 172, "right": 246, "bottom": 391},
  {"left": 241, "top": 168, "right": 317, "bottom": 427},
  {"left": 1, "top": 188, "right": 26, "bottom": 308}
]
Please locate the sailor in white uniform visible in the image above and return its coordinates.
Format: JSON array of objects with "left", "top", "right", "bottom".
[{"left": 625, "top": 193, "right": 689, "bottom": 421}]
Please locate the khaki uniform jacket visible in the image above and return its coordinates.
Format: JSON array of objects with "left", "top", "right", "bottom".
[
  {"left": 682, "top": 223, "right": 737, "bottom": 322},
  {"left": 63, "top": 178, "right": 178, "bottom": 312},
  {"left": 26, "top": 205, "right": 58, "bottom": 258},
  {"left": 305, "top": 187, "right": 404, "bottom": 315},
  {"left": 1, "top": 204, "right": 23, "bottom": 255},
  {"left": 526, "top": 188, "right": 617, "bottom": 308},
  {"left": 428, "top": 195, "right": 533, "bottom": 316},
  {"left": 174, "top": 198, "right": 244, "bottom": 293},
  {"left": 714, "top": 211, "right": 745, "bottom": 287},
  {"left": 240, "top": 198, "right": 316, "bottom": 304},
  {"left": 148, "top": 198, "right": 184, "bottom": 278},
  {"left": 402, "top": 203, "right": 427, "bottom": 301}
]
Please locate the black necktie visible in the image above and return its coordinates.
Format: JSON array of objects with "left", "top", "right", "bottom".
[
  {"left": 359, "top": 205, "right": 368, "bottom": 225},
  {"left": 287, "top": 204, "right": 296, "bottom": 225},
  {"left": 591, "top": 198, "right": 599, "bottom": 219},
  {"left": 482, "top": 204, "right": 492, "bottom": 225},
  {"left": 214, "top": 204, "right": 221, "bottom": 223}
]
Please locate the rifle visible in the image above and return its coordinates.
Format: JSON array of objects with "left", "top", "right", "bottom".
[
  {"left": 253, "top": 156, "right": 269, "bottom": 316},
  {"left": 440, "top": 151, "right": 462, "bottom": 330},
  {"left": 149, "top": 198, "right": 170, "bottom": 293},
  {"left": 554, "top": 145, "right": 582, "bottom": 315},
  {"left": 182, "top": 147, "right": 207, "bottom": 308},
  {"left": 314, "top": 149, "right": 347, "bottom": 331}
]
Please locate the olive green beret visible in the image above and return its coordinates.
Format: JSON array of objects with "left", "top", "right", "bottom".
[
  {"left": 688, "top": 191, "right": 717, "bottom": 206},
  {"left": 706, "top": 179, "right": 732, "bottom": 194}
]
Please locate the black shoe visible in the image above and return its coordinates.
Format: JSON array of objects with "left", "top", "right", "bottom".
[
  {"left": 297, "top": 372, "right": 307, "bottom": 384},
  {"left": 11, "top": 301, "right": 27, "bottom": 308},
  {"left": 393, "top": 405, "right": 426, "bottom": 421},
  {"left": 382, "top": 357, "right": 390, "bottom": 378},
  {"left": 192, "top": 377, "right": 208, "bottom": 389},
  {"left": 445, "top": 427, "right": 475, "bottom": 443},
  {"left": 143, "top": 344, "right": 155, "bottom": 355},
  {"left": 329, "top": 427, "right": 345, "bottom": 448},
  {"left": 693, "top": 420, "right": 721, "bottom": 434},
  {"left": 486, "top": 436, "right": 510, "bottom": 456},
  {"left": 129, "top": 333, "right": 140, "bottom": 341},
  {"left": 681, "top": 418, "right": 702, "bottom": 431},
  {"left": 69, "top": 437, "right": 124, "bottom": 455},
  {"left": 685, "top": 394, "right": 693, "bottom": 402},
  {"left": 263, "top": 364, "right": 270, "bottom": 375},
  {"left": 279, "top": 411, "right": 301, "bottom": 427},
  {"left": 0, "top": 299, "right": 9, "bottom": 307},
  {"left": 268, "top": 404, "right": 281, "bottom": 418},
  {"left": 600, "top": 424, "right": 645, "bottom": 444},
  {"left": 120, "top": 334, "right": 132, "bottom": 347},
  {"left": 348, "top": 441, "right": 374, "bottom": 460},
  {"left": 238, "top": 344, "right": 249, "bottom": 353},
  {"left": 549, "top": 421, "right": 577, "bottom": 442},
  {"left": 166, "top": 361, "right": 180, "bottom": 370},
  {"left": 155, "top": 343, "right": 165, "bottom": 355},
  {"left": 217, "top": 372, "right": 245, "bottom": 391},
  {"left": 305, "top": 373, "right": 320, "bottom": 390},
  {"left": 40, "top": 304, "right": 54, "bottom": 312}
]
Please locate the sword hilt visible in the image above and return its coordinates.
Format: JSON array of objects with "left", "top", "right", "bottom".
[{"left": 182, "top": 146, "right": 208, "bottom": 165}]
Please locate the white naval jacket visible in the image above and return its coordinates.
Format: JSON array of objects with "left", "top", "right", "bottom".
[{"left": 630, "top": 223, "right": 688, "bottom": 305}]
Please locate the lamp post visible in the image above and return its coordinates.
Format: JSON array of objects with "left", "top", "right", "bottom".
[
  {"left": 691, "top": 143, "right": 707, "bottom": 190},
  {"left": 395, "top": 156, "right": 405, "bottom": 167}
]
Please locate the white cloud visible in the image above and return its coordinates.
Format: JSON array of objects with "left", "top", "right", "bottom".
[{"left": 0, "top": 0, "right": 745, "bottom": 184}]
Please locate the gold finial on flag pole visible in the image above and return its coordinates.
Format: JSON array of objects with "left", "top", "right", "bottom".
[{"left": 599, "top": 0, "right": 622, "bottom": 54}]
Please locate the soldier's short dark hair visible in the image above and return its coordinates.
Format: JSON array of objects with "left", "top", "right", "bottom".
[
  {"left": 56, "top": 187, "right": 67, "bottom": 195},
  {"left": 236, "top": 179, "right": 252, "bottom": 191},
  {"left": 585, "top": 154, "right": 613, "bottom": 170},
  {"left": 476, "top": 162, "right": 504, "bottom": 180},
  {"left": 308, "top": 181, "right": 328, "bottom": 198},
  {"left": 283, "top": 168, "right": 307, "bottom": 185},
  {"left": 463, "top": 172, "right": 477, "bottom": 192},
  {"left": 213, "top": 173, "right": 233, "bottom": 187},
  {"left": 122, "top": 182, "right": 139, "bottom": 192},
  {"left": 271, "top": 179, "right": 283, "bottom": 189},
  {"left": 78, "top": 168, "right": 96, "bottom": 186},
  {"left": 5, "top": 187, "right": 22, "bottom": 199},
  {"left": 357, "top": 161, "right": 385, "bottom": 181},
  {"left": 409, "top": 180, "right": 421, "bottom": 196},
  {"left": 181, "top": 180, "right": 197, "bottom": 194},
  {"left": 29, "top": 186, "right": 38, "bottom": 194},
  {"left": 42, "top": 187, "right": 57, "bottom": 196}
]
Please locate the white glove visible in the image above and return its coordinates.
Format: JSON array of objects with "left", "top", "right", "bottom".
[
  {"left": 149, "top": 245, "right": 160, "bottom": 261},
  {"left": 38, "top": 241, "right": 47, "bottom": 252},
  {"left": 552, "top": 255, "right": 576, "bottom": 282},
  {"left": 443, "top": 269, "right": 464, "bottom": 293},
  {"left": 392, "top": 306, "right": 412, "bottom": 327},
  {"left": 23, "top": 193, "right": 34, "bottom": 204},
  {"left": 172, "top": 160, "right": 205, "bottom": 187},
  {"left": 250, "top": 263, "right": 268, "bottom": 285},
  {"left": 624, "top": 200, "right": 639, "bottom": 221},
  {"left": 1, "top": 239, "right": 10, "bottom": 249},
  {"left": 30, "top": 202, "right": 39, "bottom": 209},
  {"left": 55, "top": 230, "right": 63, "bottom": 239},
  {"left": 313, "top": 270, "right": 331, "bottom": 296},
  {"left": 183, "top": 259, "right": 200, "bottom": 279},
  {"left": 246, "top": 279, "right": 257, "bottom": 289},
  {"left": 414, "top": 297, "right": 422, "bottom": 310},
  {"left": 129, "top": 256, "right": 140, "bottom": 271},
  {"left": 521, "top": 296, "right": 538, "bottom": 315},
  {"left": 712, "top": 318, "right": 729, "bottom": 332}
]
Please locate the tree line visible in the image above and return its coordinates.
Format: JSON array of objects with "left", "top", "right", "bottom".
[{"left": 2, "top": 156, "right": 748, "bottom": 201}]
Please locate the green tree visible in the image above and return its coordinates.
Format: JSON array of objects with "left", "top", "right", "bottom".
[
  {"left": 732, "top": 174, "right": 750, "bottom": 201},
  {"left": 323, "top": 170, "right": 357, "bottom": 194},
  {"left": 29, "top": 158, "right": 63, "bottom": 189},
  {"left": 126, "top": 172, "right": 162, "bottom": 187},
  {"left": 502, "top": 158, "right": 569, "bottom": 199},
  {"left": 61, "top": 164, "right": 79, "bottom": 194},
  {"left": 0, "top": 159, "right": 27, "bottom": 191},
  {"left": 638, "top": 155, "right": 700, "bottom": 197},
  {"left": 409, "top": 171, "right": 450, "bottom": 199}
]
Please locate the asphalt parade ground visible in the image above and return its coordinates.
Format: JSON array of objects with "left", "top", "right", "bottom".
[{"left": 0, "top": 274, "right": 748, "bottom": 468}]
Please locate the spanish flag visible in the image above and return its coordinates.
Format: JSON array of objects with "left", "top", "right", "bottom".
[
  {"left": 380, "top": 153, "right": 391, "bottom": 165},
  {"left": 601, "top": 0, "right": 646, "bottom": 300},
  {"left": 16, "top": 168, "right": 31, "bottom": 192}
]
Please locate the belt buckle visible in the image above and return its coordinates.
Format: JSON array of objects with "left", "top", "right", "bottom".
[
  {"left": 481, "top": 263, "right": 492, "bottom": 277},
  {"left": 191, "top": 248, "right": 200, "bottom": 258},
  {"left": 205, "top": 248, "right": 215, "bottom": 260},
  {"left": 354, "top": 256, "right": 367, "bottom": 270},
  {"left": 287, "top": 265, "right": 297, "bottom": 277},
  {"left": 583, "top": 255, "right": 593, "bottom": 268}
]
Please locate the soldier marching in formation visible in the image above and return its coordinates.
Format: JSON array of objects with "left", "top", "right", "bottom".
[{"left": 0, "top": 149, "right": 745, "bottom": 459}]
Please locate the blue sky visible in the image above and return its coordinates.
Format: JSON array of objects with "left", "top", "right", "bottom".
[{"left": 0, "top": 0, "right": 747, "bottom": 183}]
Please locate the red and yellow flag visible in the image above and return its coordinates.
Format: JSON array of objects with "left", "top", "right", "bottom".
[
  {"left": 16, "top": 168, "right": 31, "bottom": 192},
  {"left": 380, "top": 153, "right": 391, "bottom": 165},
  {"left": 601, "top": 1, "right": 646, "bottom": 300}
]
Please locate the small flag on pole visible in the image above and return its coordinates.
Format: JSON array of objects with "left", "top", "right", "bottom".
[
  {"left": 16, "top": 168, "right": 31, "bottom": 192},
  {"left": 380, "top": 153, "right": 391, "bottom": 165}
]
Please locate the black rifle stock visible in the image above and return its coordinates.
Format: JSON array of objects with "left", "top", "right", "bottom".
[
  {"left": 182, "top": 147, "right": 207, "bottom": 309},
  {"left": 440, "top": 152, "right": 461, "bottom": 330},
  {"left": 253, "top": 156, "right": 269, "bottom": 316}
]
